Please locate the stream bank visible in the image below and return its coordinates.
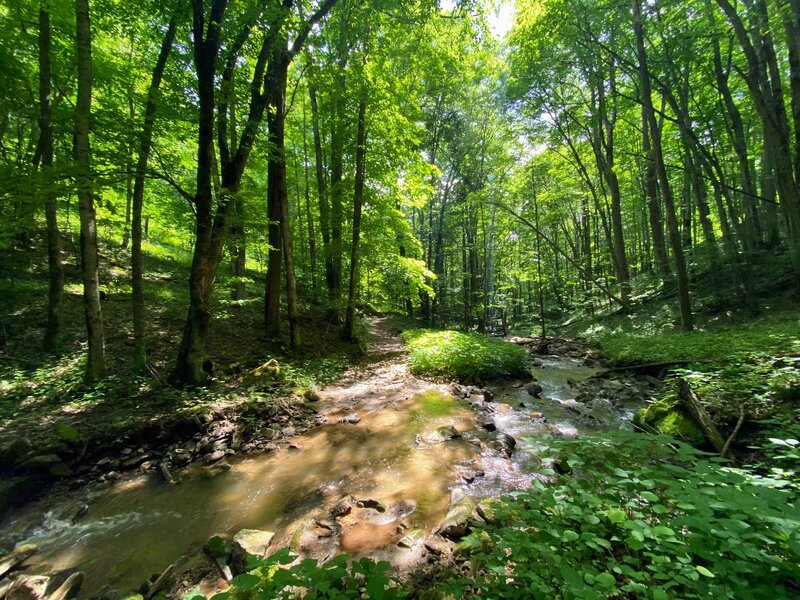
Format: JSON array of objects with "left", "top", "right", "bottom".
[{"left": 0, "top": 319, "right": 664, "bottom": 599}]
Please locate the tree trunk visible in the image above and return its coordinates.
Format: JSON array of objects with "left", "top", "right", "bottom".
[
  {"left": 642, "top": 108, "right": 669, "bottom": 277},
  {"left": 343, "top": 95, "right": 367, "bottom": 341},
  {"left": 265, "top": 51, "right": 301, "bottom": 347},
  {"left": 74, "top": 0, "right": 106, "bottom": 381},
  {"left": 40, "top": 2, "right": 63, "bottom": 353},
  {"left": 309, "top": 85, "right": 335, "bottom": 295},
  {"left": 131, "top": 15, "right": 176, "bottom": 371},
  {"left": 302, "top": 96, "right": 317, "bottom": 293},
  {"left": 172, "top": 0, "right": 228, "bottom": 386},
  {"left": 329, "top": 72, "right": 346, "bottom": 315},
  {"left": 633, "top": 0, "right": 693, "bottom": 330}
]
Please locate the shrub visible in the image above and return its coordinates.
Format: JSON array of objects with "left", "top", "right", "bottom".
[
  {"left": 401, "top": 329, "right": 527, "bottom": 382},
  {"left": 439, "top": 432, "right": 800, "bottom": 599},
  {"left": 187, "top": 549, "right": 405, "bottom": 600}
]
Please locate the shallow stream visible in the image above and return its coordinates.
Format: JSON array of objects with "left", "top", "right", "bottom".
[{"left": 0, "top": 355, "right": 636, "bottom": 597}]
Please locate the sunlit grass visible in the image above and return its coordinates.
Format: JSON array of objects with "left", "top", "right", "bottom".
[
  {"left": 579, "top": 308, "right": 800, "bottom": 365},
  {"left": 402, "top": 329, "right": 527, "bottom": 382}
]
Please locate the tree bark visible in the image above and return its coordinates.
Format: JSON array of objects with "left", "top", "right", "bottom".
[
  {"left": 633, "top": 0, "right": 693, "bottom": 330},
  {"left": 131, "top": 15, "right": 176, "bottom": 371},
  {"left": 309, "top": 85, "right": 334, "bottom": 295},
  {"left": 172, "top": 0, "right": 228, "bottom": 386},
  {"left": 74, "top": 0, "right": 106, "bottom": 381},
  {"left": 265, "top": 51, "right": 301, "bottom": 347},
  {"left": 40, "top": 2, "right": 63, "bottom": 353},
  {"left": 343, "top": 95, "right": 367, "bottom": 341},
  {"left": 302, "top": 96, "right": 317, "bottom": 293}
]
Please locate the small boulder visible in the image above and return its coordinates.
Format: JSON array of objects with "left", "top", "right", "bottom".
[
  {"left": 397, "top": 529, "right": 425, "bottom": 548},
  {"left": 230, "top": 529, "right": 274, "bottom": 574},
  {"left": 423, "top": 535, "right": 452, "bottom": 556},
  {"left": 488, "top": 432, "right": 516, "bottom": 457},
  {"left": 22, "top": 454, "right": 61, "bottom": 471},
  {"left": 205, "top": 450, "right": 226, "bottom": 464},
  {"left": 330, "top": 495, "right": 355, "bottom": 518},
  {"left": 422, "top": 426, "right": 462, "bottom": 444},
  {"left": 479, "top": 420, "right": 497, "bottom": 432},
  {"left": 438, "top": 488, "right": 475, "bottom": 540},
  {"left": 356, "top": 498, "right": 385, "bottom": 512},
  {"left": 0, "top": 544, "right": 38, "bottom": 579},
  {"left": 526, "top": 382, "right": 543, "bottom": 398},
  {"left": 48, "top": 572, "right": 84, "bottom": 600}
]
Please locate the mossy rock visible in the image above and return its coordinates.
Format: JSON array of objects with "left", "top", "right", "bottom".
[{"left": 634, "top": 397, "right": 705, "bottom": 444}]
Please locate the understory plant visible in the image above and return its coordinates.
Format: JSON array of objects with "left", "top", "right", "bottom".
[
  {"left": 401, "top": 329, "right": 527, "bottom": 382},
  {"left": 441, "top": 432, "right": 800, "bottom": 599},
  {"left": 187, "top": 549, "right": 405, "bottom": 600}
]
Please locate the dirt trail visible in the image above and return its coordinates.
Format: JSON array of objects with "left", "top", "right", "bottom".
[{"left": 318, "top": 317, "right": 449, "bottom": 417}]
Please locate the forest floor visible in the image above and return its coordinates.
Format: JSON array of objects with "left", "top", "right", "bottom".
[{"left": 0, "top": 238, "right": 368, "bottom": 516}]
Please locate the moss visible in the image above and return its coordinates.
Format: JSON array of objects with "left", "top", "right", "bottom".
[
  {"left": 634, "top": 398, "right": 705, "bottom": 444},
  {"left": 414, "top": 390, "right": 455, "bottom": 417}
]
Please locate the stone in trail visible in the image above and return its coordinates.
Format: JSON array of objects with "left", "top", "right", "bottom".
[
  {"left": 422, "top": 426, "right": 462, "bottom": 443},
  {"left": 330, "top": 495, "right": 355, "bottom": 518},
  {"left": 230, "top": 529, "right": 274, "bottom": 574},
  {"left": 487, "top": 432, "right": 517, "bottom": 457},
  {"left": 47, "top": 572, "right": 84, "bottom": 600},
  {"left": 397, "top": 529, "right": 425, "bottom": 548},
  {"left": 438, "top": 488, "right": 475, "bottom": 540},
  {"left": 0, "top": 544, "right": 37, "bottom": 580},
  {"left": 356, "top": 498, "right": 386, "bottom": 512}
]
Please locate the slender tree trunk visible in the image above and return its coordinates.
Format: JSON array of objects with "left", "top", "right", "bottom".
[
  {"left": 309, "top": 85, "right": 334, "bottom": 296},
  {"left": 74, "top": 0, "right": 106, "bottom": 381},
  {"left": 533, "top": 190, "right": 546, "bottom": 338},
  {"left": 633, "top": 0, "right": 693, "bottom": 330},
  {"left": 343, "top": 95, "right": 367, "bottom": 341},
  {"left": 642, "top": 108, "right": 669, "bottom": 277},
  {"left": 173, "top": 0, "right": 228, "bottom": 386},
  {"left": 718, "top": 0, "right": 800, "bottom": 278},
  {"left": 707, "top": 0, "right": 761, "bottom": 247},
  {"left": 329, "top": 74, "right": 345, "bottom": 314},
  {"left": 131, "top": 15, "right": 176, "bottom": 371},
  {"left": 40, "top": 2, "right": 63, "bottom": 353},
  {"left": 302, "top": 97, "right": 317, "bottom": 293},
  {"left": 265, "top": 52, "right": 301, "bottom": 347}
]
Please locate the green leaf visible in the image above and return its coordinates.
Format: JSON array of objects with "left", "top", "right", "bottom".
[
  {"left": 230, "top": 573, "right": 260, "bottom": 591},
  {"left": 607, "top": 508, "right": 627, "bottom": 524},
  {"left": 595, "top": 572, "right": 616, "bottom": 588},
  {"left": 695, "top": 565, "right": 715, "bottom": 578},
  {"left": 562, "top": 529, "right": 580, "bottom": 541}
]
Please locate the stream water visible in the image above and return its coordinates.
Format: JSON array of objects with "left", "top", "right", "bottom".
[{"left": 0, "top": 355, "right": 637, "bottom": 598}]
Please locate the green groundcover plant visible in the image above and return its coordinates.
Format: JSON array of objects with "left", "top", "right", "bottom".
[
  {"left": 442, "top": 432, "right": 800, "bottom": 599},
  {"left": 401, "top": 329, "right": 527, "bottom": 382}
]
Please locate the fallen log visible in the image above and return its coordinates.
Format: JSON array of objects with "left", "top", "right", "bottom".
[
  {"left": 602, "top": 360, "right": 696, "bottom": 377},
  {"left": 676, "top": 378, "right": 729, "bottom": 457}
]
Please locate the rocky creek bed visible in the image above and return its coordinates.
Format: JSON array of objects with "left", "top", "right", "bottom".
[{"left": 0, "top": 326, "right": 665, "bottom": 600}]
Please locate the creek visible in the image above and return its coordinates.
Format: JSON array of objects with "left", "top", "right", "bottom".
[{"left": 0, "top": 351, "right": 641, "bottom": 598}]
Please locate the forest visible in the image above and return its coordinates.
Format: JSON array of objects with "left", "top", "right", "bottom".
[{"left": 0, "top": 0, "right": 799, "bottom": 597}]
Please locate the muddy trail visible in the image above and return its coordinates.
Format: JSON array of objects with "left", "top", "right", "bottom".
[{"left": 0, "top": 318, "right": 659, "bottom": 599}]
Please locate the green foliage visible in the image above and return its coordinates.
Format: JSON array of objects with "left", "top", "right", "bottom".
[
  {"left": 582, "top": 309, "right": 800, "bottom": 366},
  {"left": 437, "top": 432, "right": 800, "bottom": 599},
  {"left": 187, "top": 549, "right": 404, "bottom": 600},
  {"left": 402, "top": 329, "right": 527, "bottom": 382}
]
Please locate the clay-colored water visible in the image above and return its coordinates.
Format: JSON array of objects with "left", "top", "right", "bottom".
[
  {"left": 0, "top": 391, "right": 478, "bottom": 596},
  {"left": 0, "top": 357, "right": 629, "bottom": 598}
]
